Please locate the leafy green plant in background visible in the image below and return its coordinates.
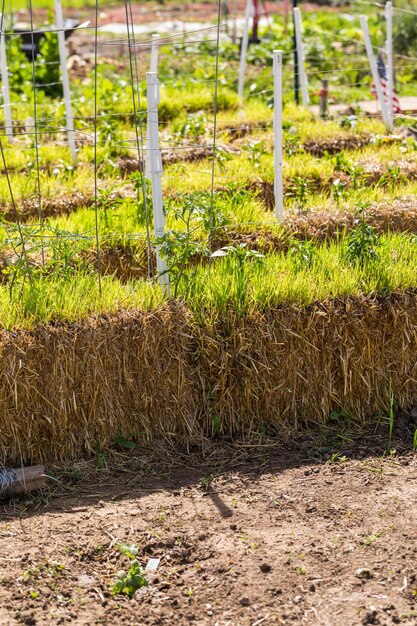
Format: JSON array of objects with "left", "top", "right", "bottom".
[
  {"left": 288, "top": 239, "right": 317, "bottom": 271},
  {"left": 378, "top": 165, "right": 406, "bottom": 191},
  {"left": 36, "top": 32, "right": 61, "bottom": 97},
  {"left": 171, "top": 112, "right": 208, "bottom": 139},
  {"left": 287, "top": 176, "right": 310, "bottom": 212},
  {"left": 344, "top": 202, "right": 381, "bottom": 267},
  {"left": 111, "top": 544, "right": 147, "bottom": 598},
  {"left": 211, "top": 243, "right": 265, "bottom": 315},
  {"left": 243, "top": 141, "right": 267, "bottom": 168},
  {"left": 332, "top": 178, "right": 348, "bottom": 206},
  {"left": 157, "top": 195, "right": 210, "bottom": 297}
]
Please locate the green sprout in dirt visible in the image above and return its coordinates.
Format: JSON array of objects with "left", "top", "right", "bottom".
[{"left": 111, "top": 544, "right": 148, "bottom": 598}]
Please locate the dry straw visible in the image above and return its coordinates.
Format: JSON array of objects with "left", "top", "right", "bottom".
[{"left": 1, "top": 292, "right": 417, "bottom": 465}]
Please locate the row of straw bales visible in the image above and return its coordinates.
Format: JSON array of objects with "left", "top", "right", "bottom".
[{"left": 1, "top": 291, "right": 417, "bottom": 464}]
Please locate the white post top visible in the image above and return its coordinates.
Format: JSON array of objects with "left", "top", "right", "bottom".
[{"left": 146, "top": 72, "right": 160, "bottom": 108}]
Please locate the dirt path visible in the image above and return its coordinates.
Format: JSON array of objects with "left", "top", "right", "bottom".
[{"left": 0, "top": 445, "right": 416, "bottom": 626}]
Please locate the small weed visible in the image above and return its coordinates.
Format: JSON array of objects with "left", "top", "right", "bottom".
[
  {"left": 327, "top": 452, "right": 348, "bottom": 465},
  {"left": 332, "top": 178, "right": 348, "bottom": 206},
  {"left": 378, "top": 165, "right": 406, "bottom": 190},
  {"left": 339, "top": 115, "right": 357, "bottom": 129},
  {"left": 413, "top": 429, "right": 417, "bottom": 452},
  {"left": 288, "top": 239, "right": 317, "bottom": 271},
  {"left": 344, "top": 202, "right": 380, "bottom": 267},
  {"left": 287, "top": 176, "right": 310, "bottom": 211},
  {"left": 114, "top": 434, "right": 135, "bottom": 450},
  {"left": 111, "top": 544, "right": 147, "bottom": 598},
  {"left": 362, "top": 531, "right": 382, "bottom": 546},
  {"left": 200, "top": 475, "right": 213, "bottom": 492}
]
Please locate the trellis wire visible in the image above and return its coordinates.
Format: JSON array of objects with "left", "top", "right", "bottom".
[
  {"left": 209, "top": 0, "right": 223, "bottom": 253},
  {"left": 125, "top": 0, "right": 152, "bottom": 279},
  {"left": 28, "top": 0, "right": 44, "bottom": 265},
  {"left": 93, "top": 0, "right": 102, "bottom": 294}
]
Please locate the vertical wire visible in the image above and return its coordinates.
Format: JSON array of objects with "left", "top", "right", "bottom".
[
  {"left": 125, "top": 0, "right": 152, "bottom": 279},
  {"left": 0, "top": 1, "right": 32, "bottom": 296},
  {"left": 209, "top": 0, "right": 222, "bottom": 255},
  {"left": 126, "top": 0, "right": 152, "bottom": 278},
  {"left": 93, "top": 0, "right": 102, "bottom": 295},
  {"left": 28, "top": 0, "right": 44, "bottom": 265}
]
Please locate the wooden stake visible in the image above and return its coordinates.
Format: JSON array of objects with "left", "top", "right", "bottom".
[
  {"left": 0, "top": 465, "right": 46, "bottom": 498},
  {"left": 319, "top": 79, "right": 329, "bottom": 118}
]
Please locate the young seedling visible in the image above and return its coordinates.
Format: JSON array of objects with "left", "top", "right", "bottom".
[{"left": 111, "top": 544, "right": 148, "bottom": 598}]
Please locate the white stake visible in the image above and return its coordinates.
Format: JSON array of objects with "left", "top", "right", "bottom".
[
  {"left": 273, "top": 50, "right": 283, "bottom": 222},
  {"left": 145, "top": 34, "right": 160, "bottom": 177},
  {"left": 360, "top": 15, "right": 391, "bottom": 131},
  {"left": 150, "top": 34, "right": 160, "bottom": 74},
  {"left": 146, "top": 71, "right": 170, "bottom": 293},
  {"left": 385, "top": 1, "right": 394, "bottom": 126},
  {"left": 54, "top": 0, "right": 76, "bottom": 165},
  {"left": 237, "top": 0, "right": 252, "bottom": 100},
  {"left": 293, "top": 7, "right": 309, "bottom": 107},
  {"left": 0, "top": 13, "right": 13, "bottom": 142}
]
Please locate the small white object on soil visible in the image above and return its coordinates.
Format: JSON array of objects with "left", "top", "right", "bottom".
[{"left": 146, "top": 558, "right": 160, "bottom": 572}]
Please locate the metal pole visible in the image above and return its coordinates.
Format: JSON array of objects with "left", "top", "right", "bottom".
[
  {"left": 360, "top": 15, "right": 391, "bottom": 131},
  {"left": 293, "top": 7, "right": 309, "bottom": 106},
  {"left": 238, "top": 0, "right": 252, "bottom": 100},
  {"left": 146, "top": 71, "right": 170, "bottom": 293},
  {"left": 54, "top": 0, "right": 76, "bottom": 165},
  {"left": 0, "top": 13, "right": 12, "bottom": 142},
  {"left": 292, "top": 0, "right": 299, "bottom": 105},
  {"left": 385, "top": 1, "right": 394, "bottom": 127},
  {"left": 273, "top": 50, "right": 283, "bottom": 222}
]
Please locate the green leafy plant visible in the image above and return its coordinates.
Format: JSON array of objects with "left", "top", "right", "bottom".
[
  {"left": 331, "top": 178, "right": 348, "bottom": 206},
  {"left": 243, "top": 141, "right": 267, "bottom": 168},
  {"left": 344, "top": 202, "right": 381, "bottom": 267},
  {"left": 287, "top": 176, "right": 310, "bottom": 211},
  {"left": 288, "top": 239, "right": 317, "bottom": 271},
  {"left": 111, "top": 544, "right": 148, "bottom": 598},
  {"left": 378, "top": 165, "right": 406, "bottom": 190},
  {"left": 172, "top": 112, "right": 208, "bottom": 139},
  {"left": 211, "top": 243, "right": 265, "bottom": 314}
]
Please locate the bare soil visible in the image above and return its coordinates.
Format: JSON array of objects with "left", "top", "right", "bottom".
[{"left": 0, "top": 439, "right": 416, "bottom": 626}]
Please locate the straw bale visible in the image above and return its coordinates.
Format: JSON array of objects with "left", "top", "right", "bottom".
[{"left": 1, "top": 293, "right": 417, "bottom": 464}]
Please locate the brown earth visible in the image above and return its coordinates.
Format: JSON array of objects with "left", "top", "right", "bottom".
[{"left": 0, "top": 438, "right": 416, "bottom": 626}]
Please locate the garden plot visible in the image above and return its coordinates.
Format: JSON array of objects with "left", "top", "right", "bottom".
[{"left": 0, "top": 443, "right": 416, "bottom": 625}]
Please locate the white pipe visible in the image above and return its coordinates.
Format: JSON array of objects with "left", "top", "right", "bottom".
[
  {"left": 0, "top": 13, "right": 12, "bottom": 142},
  {"left": 273, "top": 50, "right": 283, "bottom": 222},
  {"left": 360, "top": 15, "right": 391, "bottom": 131},
  {"left": 150, "top": 34, "right": 160, "bottom": 74},
  {"left": 237, "top": 0, "right": 252, "bottom": 100},
  {"left": 385, "top": 1, "right": 394, "bottom": 126},
  {"left": 146, "top": 71, "right": 170, "bottom": 293},
  {"left": 293, "top": 7, "right": 309, "bottom": 107},
  {"left": 54, "top": 0, "right": 76, "bottom": 165}
]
